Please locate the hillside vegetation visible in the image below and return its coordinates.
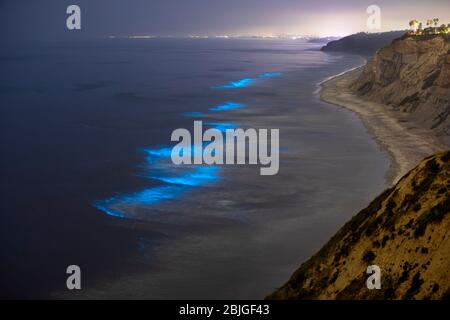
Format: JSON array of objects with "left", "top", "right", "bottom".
[{"left": 268, "top": 151, "right": 450, "bottom": 300}]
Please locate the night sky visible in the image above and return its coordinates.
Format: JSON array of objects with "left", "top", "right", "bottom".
[{"left": 1, "top": 0, "right": 450, "bottom": 41}]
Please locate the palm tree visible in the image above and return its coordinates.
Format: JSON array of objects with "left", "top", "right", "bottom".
[
  {"left": 433, "top": 18, "right": 439, "bottom": 27},
  {"left": 424, "top": 19, "right": 435, "bottom": 34},
  {"left": 409, "top": 19, "right": 419, "bottom": 33}
]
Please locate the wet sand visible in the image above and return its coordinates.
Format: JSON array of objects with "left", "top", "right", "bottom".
[{"left": 320, "top": 67, "right": 449, "bottom": 185}]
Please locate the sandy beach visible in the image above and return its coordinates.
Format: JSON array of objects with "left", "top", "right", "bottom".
[{"left": 320, "top": 67, "right": 449, "bottom": 185}]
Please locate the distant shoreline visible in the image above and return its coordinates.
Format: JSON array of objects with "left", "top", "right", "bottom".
[{"left": 319, "top": 67, "right": 449, "bottom": 186}]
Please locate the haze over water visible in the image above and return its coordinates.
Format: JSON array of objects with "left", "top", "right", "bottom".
[{"left": 0, "top": 38, "right": 389, "bottom": 298}]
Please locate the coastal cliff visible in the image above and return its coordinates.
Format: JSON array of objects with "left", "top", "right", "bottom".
[
  {"left": 268, "top": 151, "right": 450, "bottom": 300},
  {"left": 321, "top": 31, "right": 406, "bottom": 56},
  {"left": 269, "top": 35, "right": 450, "bottom": 300},
  {"left": 352, "top": 34, "right": 450, "bottom": 141}
]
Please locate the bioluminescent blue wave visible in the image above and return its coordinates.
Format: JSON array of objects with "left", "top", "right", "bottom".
[
  {"left": 95, "top": 142, "right": 222, "bottom": 218},
  {"left": 210, "top": 78, "right": 255, "bottom": 89},
  {"left": 94, "top": 185, "right": 186, "bottom": 218},
  {"left": 210, "top": 73, "right": 281, "bottom": 89},
  {"left": 141, "top": 144, "right": 209, "bottom": 165},
  {"left": 94, "top": 74, "right": 256, "bottom": 219},
  {"left": 151, "top": 166, "right": 220, "bottom": 186},
  {"left": 209, "top": 102, "right": 245, "bottom": 112},
  {"left": 182, "top": 111, "right": 205, "bottom": 118},
  {"left": 259, "top": 72, "right": 282, "bottom": 78},
  {"left": 205, "top": 122, "right": 240, "bottom": 132},
  {"left": 94, "top": 202, "right": 127, "bottom": 218},
  {"left": 141, "top": 146, "right": 173, "bottom": 163}
]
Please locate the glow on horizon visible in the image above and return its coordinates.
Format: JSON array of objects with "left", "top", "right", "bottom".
[{"left": 209, "top": 6, "right": 450, "bottom": 38}]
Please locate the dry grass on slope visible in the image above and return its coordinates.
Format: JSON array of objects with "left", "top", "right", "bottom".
[{"left": 268, "top": 151, "right": 450, "bottom": 300}]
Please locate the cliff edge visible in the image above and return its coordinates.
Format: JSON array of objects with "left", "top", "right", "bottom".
[
  {"left": 321, "top": 31, "right": 406, "bottom": 56},
  {"left": 268, "top": 151, "right": 450, "bottom": 300},
  {"left": 352, "top": 34, "right": 450, "bottom": 142}
]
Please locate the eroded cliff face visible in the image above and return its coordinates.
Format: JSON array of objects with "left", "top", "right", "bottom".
[
  {"left": 268, "top": 151, "right": 450, "bottom": 300},
  {"left": 352, "top": 35, "right": 450, "bottom": 140}
]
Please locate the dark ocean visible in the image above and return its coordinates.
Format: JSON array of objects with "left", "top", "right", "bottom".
[{"left": 0, "top": 38, "right": 389, "bottom": 298}]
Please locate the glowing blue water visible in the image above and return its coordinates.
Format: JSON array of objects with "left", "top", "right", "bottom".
[
  {"left": 94, "top": 185, "right": 186, "bottom": 219},
  {"left": 141, "top": 146, "right": 173, "bottom": 163},
  {"left": 209, "top": 102, "right": 245, "bottom": 112},
  {"left": 96, "top": 142, "right": 221, "bottom": 218},
  {"left": 151, "top": 166, "right": 219, "bottom": 186},
  {"left": 205, "top": 122, "right": 240, "bottom": 132},
  {"left": 259, "top": 72, "right": 282, "bottom": 78},
  {"left": 141, "top": 145, "right": 206, "bottom": 163},
  {"left": 210, "top": 72, "right": 281, "bottom": 89},
  {"left": 210, "top": 78, "right": 255, "bottom": 89},
  {"left": 95, "top": 70, "right": 281, "bottom": 219}
]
